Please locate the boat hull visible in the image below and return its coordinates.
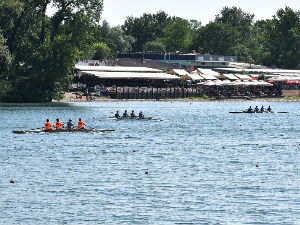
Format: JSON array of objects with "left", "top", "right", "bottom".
[
  {"left": 229, "top": 111, "right": 288, "bottom": 114},
  {"left": 12, "top": 129, "right": 115, "bottom": 134}
]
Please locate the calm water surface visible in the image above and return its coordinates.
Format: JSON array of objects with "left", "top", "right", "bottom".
[{"left": 0, "top": 101, "right": 299, "bottom": 224}]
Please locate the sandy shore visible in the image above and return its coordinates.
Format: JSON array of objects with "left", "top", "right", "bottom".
[{"left": 60, "top": 92, "right": 300, "bottom": 103}]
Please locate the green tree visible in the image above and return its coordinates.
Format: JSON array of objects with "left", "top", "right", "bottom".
[
  {"left": 0, "top": 0, "right": 103, "bottom": 102},
  {"left": 143, "top": 41, "right": 166, "bottom": 53},
  {"left": 91, "top": 42, "right": 111, "bottom": 60},
  {"left": 99, "top": 21, "right": 135, "bottom": 53},
  {"left": 122, "top": 11, "right": 171, "bottom": 52},
  {"left": 161, "top": 18, "right": 192, "bottom": 52},
  {"left": 193, "top": 22, "right": 238, "bottom": 55},
  {"left": 262, "top": 7, "right": 300, "bottom": 69}
]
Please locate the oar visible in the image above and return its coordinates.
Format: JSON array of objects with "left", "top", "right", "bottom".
[
  {"left": 85, "top": 124, "right": 97, "bottom": 131},
  {"left": 29, "top": 127, "right": 44, "bottom": 131}
]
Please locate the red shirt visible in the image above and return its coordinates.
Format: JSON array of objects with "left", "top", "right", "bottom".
[
  {"left": 45, "top": 122, "right": 52, "bottom": 130},
  {"left": 78, "top": 121, "right": 85, "bottom": 128}
]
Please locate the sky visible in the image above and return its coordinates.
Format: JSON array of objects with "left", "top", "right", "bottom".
[{"left": 100, "top": 0, "right": 300, "bottom": 26}]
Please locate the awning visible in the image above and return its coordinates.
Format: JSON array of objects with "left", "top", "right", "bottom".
[
  {"left": 81, "top": 71, "right": 180, "bottom": 80},
  {"left": 188, "top": 73, "right": 204, "bottom": 80},
  {"left": 234, "top": 74, "right": 252, "bottom": 80},
  {"left": 76, "top": 65, "right": 162, "bottom": 73},
  {"left": 197, "top": 68, "right": 220, "bottom": 76},
  {"left": 201, "top": 74, "right": 217, "bottom": 80},
  {"left": 222, "top": 74, "right": 239, "bottom": 80}
]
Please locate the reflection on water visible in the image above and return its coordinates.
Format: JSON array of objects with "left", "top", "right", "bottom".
[{"left": 0, "top": 101, "right": 299, "bottom": 224}]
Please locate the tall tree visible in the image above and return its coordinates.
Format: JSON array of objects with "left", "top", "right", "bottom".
[
  {"left": 122, "top": 11, "right": 171, "bottom": 52},
  {"left": 161, "top": 18, "right": 192, "bottom": 52},
  {"left": 0, "top": 0, "right": 103, "bottom": 102},
  {"left": 193, "top": 22, "right": 238, "bottom": 55},
  {"left": 262, "top": 7, "right": 300, "bottom": 69}
]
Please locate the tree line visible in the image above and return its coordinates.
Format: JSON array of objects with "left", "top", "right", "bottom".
[{"left": 0, "top": 1, "right": 299, "bottom": 102}]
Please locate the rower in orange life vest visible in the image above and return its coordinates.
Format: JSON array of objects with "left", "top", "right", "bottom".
[
  {"left": 44, "top": 119, "right": 52, "bottom": 131},
  {"left": 55, "top": 118, "right": 64, "bottom": 129},
  {"left": 78, "top": 118, "right": 85, "bottom": 129}
]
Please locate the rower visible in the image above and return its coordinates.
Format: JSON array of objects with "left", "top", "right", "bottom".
[
  {"left": 115, "top": 111, "right": 120, "bottom": 118},
  {"left": 254, "top": 106, "right": 259, "bottom": 112},
  {"left": 55, "top": 118, "right": 64, "bottom": 129},
  {"left": 139, "top": 111, "right": 144, "bottom": 119},
  {"left": 44, "top": 119, "right": 52, "bottom": 131},
  {"left": 267, "top": 105, "right": 272, "bottom": 112},
  {"left": 260, "top": 105, "right": 265, "bottom": 112},
  {"left": 78, "top": 118, "right": 85, "bottom": 129},
  {"left": 123, "top": 110, "right": 129, "bottom": 117},
  {"left": 67, "top": 119, "right": 74, "bottom": 130},
  {"left": 130, "top": 110, "right": 136, "bottom": 118},
  {"left": 247, "top": 106, "right": 253, "bottom": 112}
]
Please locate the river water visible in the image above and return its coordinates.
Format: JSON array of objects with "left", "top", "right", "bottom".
[{"left": 0, "top": 101, "right": 299, "bottom": 224}]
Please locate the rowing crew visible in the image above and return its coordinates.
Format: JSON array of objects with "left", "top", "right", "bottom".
[
  {"left": 247, "top": 105, "right": 272, "bottom": 113},
  {"left": 115, "top": 110, "right": 144, "bottom": 119},
  {"left": 45, "top": 118, "right": 86, "bottom": 131}
]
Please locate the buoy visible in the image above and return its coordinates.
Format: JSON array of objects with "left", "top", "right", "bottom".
[
  {"left": 256, "top": 164, "right": 259, "bottom": 167},
  {"left": 10, "top": 180, "right": 14, "bottom": 183},
  {"left": 145, "top": 171, "right": 149, "bottom": 174},
  {"left": 133, "top": 150, "right": 136, "bottom": 152}
]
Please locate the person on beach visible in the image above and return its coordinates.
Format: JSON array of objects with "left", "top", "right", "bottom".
[
  {"left": 123, "top": 110, "right": 129, "bottom": 117},
  {"left": 67, "top": 119, "right": 74, "bottom": 130},
  {"left": 139, "top": 111, "right": 144, "bottom": 119},
  {"left": 115, "top": 111, "right": 120, "bottom": 118},
  {"left": 247, "top": 106, "right": 253, "bottom": 112},
  {"left": 267, "top": 105, "right": 272, "bottom": 112},
  {"left": 44, "top": 119, "right": 52, "bottom": 131},
  {"left": 55, "top": 119, "right": 64, "bottom": 129},
  {"left": 130, "top": 110, "right": 136, "bottom": 118},
  {"left": 78, "top": 118, "right": 85, "bottom": 129}
]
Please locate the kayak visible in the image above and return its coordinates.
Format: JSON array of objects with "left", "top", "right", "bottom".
[{"left": 12, "top": 128, "right": 115, "bottom": 134}]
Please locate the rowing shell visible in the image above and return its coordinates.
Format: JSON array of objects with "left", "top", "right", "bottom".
[
  {"left": 229, "top": 111, "right": 288, "bottom": 114},
  {"left": 107, "top": 117, "right": 155, "bottom": 120},
  {"left": 12, "top": 128, "right": 115, "bottom": 134}
]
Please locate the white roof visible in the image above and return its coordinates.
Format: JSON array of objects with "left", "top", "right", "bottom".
[
  {"left": 201, "top": 74, "right": 218, "bottom": 80},
  {"left": 234, "top": 74, "right": 252, "bottom": 80},
  {"left": 223, "top": 74, "right": 239, "bottom": 80},
  {"left": 197, "top": 68, "right": 220, "bottom": 76},
  {"left": 81, "top": 71, "right": 179, "bottom": 80},
  {"left": 171, "top": 69, "right": 190, "bottom": 76},
  {"left": 76, "top": 65, "right": 162, "bottom": 73},
  {"left": 215, "top": 68, "right": 300, "bottom": 74},
  {"left": 188, "top": 73, "right": 204, "bottom": 80}
]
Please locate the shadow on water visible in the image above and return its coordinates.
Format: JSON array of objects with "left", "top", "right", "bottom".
[{"left": 0, "top": 102, "right": 72, "bottom": 108}]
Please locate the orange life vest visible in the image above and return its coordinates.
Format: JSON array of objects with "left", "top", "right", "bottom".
[
  {"left": 45, "top": 122, "right": 52, "bottom": 130},
  {"left": 78, "top": 121, "right": 85, "bottom": 128},
  {"left": 56, "top": 121, "right": 63, "bottom": 129}
]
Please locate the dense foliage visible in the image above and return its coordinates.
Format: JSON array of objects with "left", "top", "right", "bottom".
[{"left": 0, "top": 3, "right": 299, "bottom": 102}]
